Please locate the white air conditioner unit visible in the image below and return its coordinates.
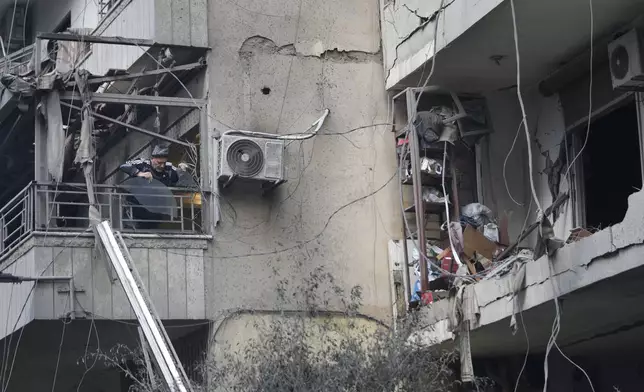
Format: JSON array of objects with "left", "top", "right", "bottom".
[
  {"left": 217, "top": 134, "right": 285, "bottom": 188},
  {"left": 608, "top": 29, "right": 644, "bottom": 90}
]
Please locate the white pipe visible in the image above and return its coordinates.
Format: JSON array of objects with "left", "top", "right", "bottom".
[{"left": 222, "top": 109, "right": 330, "bottom": 140}]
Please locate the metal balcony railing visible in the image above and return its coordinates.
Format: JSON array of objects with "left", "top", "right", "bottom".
[
  {"left": 0, "top": 183, "right": 35, "bottom": 257},
  {"left": 0, "top": 182, "right": 204, "bottom": 259},
  {"left": 0, "top": 44, "right": 34, "bottom": 75}
]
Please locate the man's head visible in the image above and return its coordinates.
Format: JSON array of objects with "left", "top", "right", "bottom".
[{"left": 151, "top": 145, "right": 169, "bottom": 171}]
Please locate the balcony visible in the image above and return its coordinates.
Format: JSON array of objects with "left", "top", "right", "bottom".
[
  {"left": 381, "top": 0, "right": 644, "bottom": 92},
  {"left": 0, "top": 182, "right": 206, "bottom": 260},
  {"left": 0, "top": 181, "right": 209, "bottom": 340}
]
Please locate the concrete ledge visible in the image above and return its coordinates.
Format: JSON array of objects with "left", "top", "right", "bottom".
[
  {"left": 0, "top": 231, "right": 212, "bottom": 271},
  {"left": 415, "top": 189, "right": 644, "bottom": 345}
]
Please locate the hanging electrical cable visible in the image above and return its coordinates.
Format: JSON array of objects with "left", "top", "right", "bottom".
[{"left": 509, "top": 0, "right": 543, "bottom": 215}]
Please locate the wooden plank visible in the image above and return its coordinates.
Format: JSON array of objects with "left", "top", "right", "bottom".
[
  {"left": 148, "top": 249, "right": 169, "bottom": 318},
  {"left": 185, "top": 249, "right": 205, "bottom": 318},
  {"left": 167, "top": 248, "right": 187, "bottom": 319}
]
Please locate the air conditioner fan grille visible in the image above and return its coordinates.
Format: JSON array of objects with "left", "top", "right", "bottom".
[
  {"left": 611, "top": 44, "right": 630, "bottom": 81},
  {"left": 226, "top": 139, "right": 264, "bottom": 177}
]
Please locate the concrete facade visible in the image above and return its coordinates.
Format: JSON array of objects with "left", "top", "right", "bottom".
[
  {"left": 204, "top": 0, "right": 398, "bottom": 337},
  {"left": 0, "top": 0, "right": 400, "bottom": 389},
  {"left": 382, "top": 0, "right": 644, "bottom": 388}
]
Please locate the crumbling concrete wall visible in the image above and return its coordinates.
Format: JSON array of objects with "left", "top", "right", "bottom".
[
  {"left": 205, "top": 0, "right": 398, "bottom": 341},
  {"left": 380, "top": 0, "right": 504, "bottom": 89},
  {"left": 413, "top": 186, "right": 644, "bottom": 348},
  {"left": 482, "top": 88, "right": 575, "bottom": 246}
]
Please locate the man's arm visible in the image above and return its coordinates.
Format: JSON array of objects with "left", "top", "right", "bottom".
[{"left": 119, "top": 159, "right": 146, "bottom": 177}]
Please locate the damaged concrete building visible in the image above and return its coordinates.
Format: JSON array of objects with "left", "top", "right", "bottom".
[
  {"left": 382, "top": 0, "right": 644, "bottom": 390},
  {"left": 0, "top": 0, "right": 396, "bottom": 390},
  {"left": 3, "top": 0, "right": 644, "bottom": 390}
]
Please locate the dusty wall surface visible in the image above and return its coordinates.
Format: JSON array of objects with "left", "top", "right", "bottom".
[
  {"left": 205, "top": 0, "right": 399, "bottom": 337},
  {"left": 211, "top": 312, "right": 384, "bottom": 363}
]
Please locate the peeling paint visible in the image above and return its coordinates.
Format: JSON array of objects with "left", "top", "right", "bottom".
[{"left": 239, "top": 36, "right": 381, "bottom": 63}]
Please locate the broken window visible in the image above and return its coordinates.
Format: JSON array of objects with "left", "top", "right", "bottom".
[{"left": 577, "top": 100, "right": 642, "bottom": 229}]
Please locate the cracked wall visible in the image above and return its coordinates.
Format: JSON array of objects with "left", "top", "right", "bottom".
[
  {"left": 481, "top": 88, "right": 575, "bottom": 248},
  {"left": 380, "top": 0, "right": 505, "bottom": 89},
  {"left": 414, "top": 82, "right": 644, "bottom": 350},
  {"left": 205, "top": 0, "right": 398, "bottom": 348}
]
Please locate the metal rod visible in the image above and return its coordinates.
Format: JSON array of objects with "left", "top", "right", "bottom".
[
  {"left": 37, "top": 32, "right": 209, "bottom": 50},
  {"left": 496, "top": 193, "right": 570, "bottom": 260},
  {"left": 449, "top": 146, "right": 460, "bottom": 219},
  {"left": 67, "top": 61, "right": 207, "bottom": 87},
  {"left": 406, "top": 89, "right": 428, "bottom": 292},
  {"left": 61, "top": 101, "right": 192, "bottom": 147},
  {"left": 60, "top": 92, "right": 206, "bottom": 108}
]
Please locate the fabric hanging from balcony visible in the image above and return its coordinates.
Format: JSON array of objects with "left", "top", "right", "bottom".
[{"left": 44, "top": 90, "right": 65, "bottom": 181}]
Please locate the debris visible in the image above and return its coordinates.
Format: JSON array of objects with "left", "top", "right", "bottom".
[
  {"left": 566, "top": 227, "right": 593, "bottom": 243},
  {"left": 483, "top": 222, "right": 499, "bottom": 243},
  {"left": 496, "top": 193, "right": 569, "bottom": 261},
  {"left": 422, "top": 187, "right": 446, "bottom": 203},
  {"left": 414, "top": 111, "right": 442, "bottom": 147},
  {"left": 420, "top": 157, "right": 443, "bottom": 176},
  {"left": 535, "top": 216, "right": 565, "bottom": 258},
  {"left": 498, "top": 213, "right": 510, "bottom": 246},
  {"left": 463, "top": 225, "right": 498, "bottom": 261},
  {"left": 461, "top": 202, "right": 495, "bottom": 228}
]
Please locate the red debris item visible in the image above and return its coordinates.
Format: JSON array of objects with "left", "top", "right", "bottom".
[
  {"left": 421, "top": 291, "right": 433, "bottom": 305},
  {"left": 437, "top": 247, "right": 459, "bottom": 276}
]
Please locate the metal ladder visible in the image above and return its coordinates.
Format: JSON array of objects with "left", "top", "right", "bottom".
[{"left": 95, "top": 220, "right": 193, "bottom": 392}]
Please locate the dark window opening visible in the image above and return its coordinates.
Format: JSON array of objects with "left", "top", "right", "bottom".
[{"left": 581, "top": 101, "right": 642, "bottom": 230}]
